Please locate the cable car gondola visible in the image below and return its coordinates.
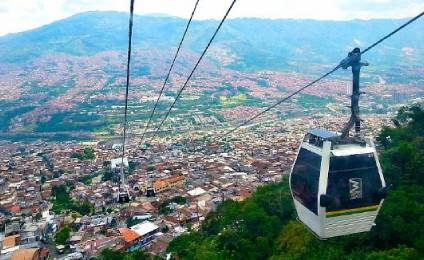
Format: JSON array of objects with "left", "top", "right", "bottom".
[
  {"left": 118, "top": 186, "right": 131, "bottom": 203},
  {"left": 289, "top": 48, "right": 387, "bottom": 239},
  {"left": 111, "top": 157, "right": 131, "bottom": 204},
  {"left": 290, "top": 129, "right": 386, "bottom": 238}
]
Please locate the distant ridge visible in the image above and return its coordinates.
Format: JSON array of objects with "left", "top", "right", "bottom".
[
  {"left": 142, "top": 13, "right": 180, "bottom": 18},
  {"left": 0, "top": 11, "right": 422, "bottom": 71}
]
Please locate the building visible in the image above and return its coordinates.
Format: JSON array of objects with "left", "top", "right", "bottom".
[
  {"left": 188, "top": 187, "right": 206, "bottom": 197},
  {"left": 84, "top": 237, "right": 122, "bottom": 257},
  {"left": 118, "top": 228, "right": 141, "bottom": 252},
  {"left": 130, "top": 221, "right": 159, "bottom": 248},
  {"left": 11, "top": 248, "right": 49, "bottom": 260},
  {"left": 1, "top": 234, "right": 20, "bottom": 253},
  {"left": 153, "top": 175, "right": 185, "bottom": 193},
  {"left": 116, "top": 221, "right": 159, "bottom": 252}
]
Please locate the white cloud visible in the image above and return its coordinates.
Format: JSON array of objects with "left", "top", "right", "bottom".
[
  {"left": 353, "top": 39, "right": 362, "bottom": 46},
  {"left": 0, "top": 0, "right": 423, "bottom": 36},
  {"left": 401, "top": 47, "right": 415, "bottom": 56}
]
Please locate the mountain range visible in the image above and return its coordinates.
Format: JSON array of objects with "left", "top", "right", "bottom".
[{"left": 0, "top": 11, "right": 423, "bottom": 71}]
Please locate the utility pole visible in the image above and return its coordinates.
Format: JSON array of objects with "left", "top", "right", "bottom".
[
  {"left": 177, "top": 210, "right": 181, "bottom": 226},
  {"left": 196, "top": 200, "right": 200, "bottom": 223},
  {"left": 340, "top": 48, "right": 369, "bottom": 138}
]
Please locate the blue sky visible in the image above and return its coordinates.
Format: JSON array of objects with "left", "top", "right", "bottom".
[{"left": 0, "top": 0, "right": 423, "bottom": 36}]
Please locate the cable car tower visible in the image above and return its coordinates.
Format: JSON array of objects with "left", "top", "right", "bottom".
[
  {"left": 289, "top": 48, "right": 387, "bottom": 239},
  {"left": 117, "top": 158, "right": 131, "bottom": 203},
  {"left": 115, "top": 0, "right": 134, "bottom": 204}
]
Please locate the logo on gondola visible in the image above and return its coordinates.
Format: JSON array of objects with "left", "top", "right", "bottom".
[{"left": 349, "top": 178, "right": 363, "bottom": 200}]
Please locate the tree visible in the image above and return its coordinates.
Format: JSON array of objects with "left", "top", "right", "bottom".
[
  {"left": 366, "top": 246, "right": 420, "bottom": 260},
  {"left": 167, "top": 233, "right": 204, "bottom": 259},
  {"left": 40, "top": 174, "right": 47, "bottom": 184},
  {"left": 101, "top": 170, "right": 114, "bottom": 182},
  {"left": 55, "top": 226, "right": 71, "bottom": 245},
  {"left": 72, "top": 147, "right": 95, "bottom": 161},
  {"left": 53, "top": 169, "right": 64, "bottom": 178},
  {"left": 162, "top": 225, "right": 169, "bottom": 233},
  {"left": 126, "top": 217, "right": 143, "bottom": 228},
  {"left": 73, "top": 202, "right": 93, "bottom": 215},
  {"left": 158, "top": 196, "right": 187, "bottom": 215},
  {"left": 99, "top": 249, "right": 149, "bottom": 260},
  {"left": 274, "top": 221, "right": 314, "bottom": 259},
  {"left": 51, "top": 185, "right": 94, "bottom": 215},
  {"left": 34, "top": 212, "right": 42, "bottom": 221}
]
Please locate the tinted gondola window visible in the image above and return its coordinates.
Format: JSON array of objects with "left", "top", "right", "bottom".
[
  {"left": 291, "top": 148, "right": 321, "bottom": 214},
  {"left": 326, "top": 153, "right": 382, "bottom": 212}
]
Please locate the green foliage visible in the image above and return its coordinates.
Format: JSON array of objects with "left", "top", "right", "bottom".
[
  {"left": 126, "top": 216, "right": 143, "bottom": 228},
  {"left": 76, "top": 202, "right": 94, "bottom": 215},
  {"left": 53, "top": 169, "right": 64, "bottom": 179},
  {"left": 0, "top": 106, "right": 35, "bottom": 132},
  {"left": 167, "top": 105, "right": 424, "bottom": 259},
  {"left": 55, "top": 225, "right": 71, "bottom": 245},
  {"left": 51, "top": 185, "right": 71, "bottom": 213},
  {"left": 51, "top": 185, "right": 94, "bottom": 215},
  {"left": 162, "top": 225, "right": 169, "bottom": 233},
  {"left": 274, "top": 221, "right": 314, "bottom": 258},
  {"left": 128, "top": 161, "right": 139, "bottom": 174},
  {"left": 78, "top": 175, "right": 92, "bottom": 185},
  {"left": 167, "top": 233, "right": 211, "bottom": 259},
  {"left": 219, "top": 94, "right": 260, "bottom": 108},
  {"left": 35, "top": 111, "right": 107, "bottom": 133},
  {"left": 34, "top": 212, "right": 42, "bottom": 221},
  {"left": 168, "top": 181, "right": 293, "bottom": 259},
  {"left": 40, "top": 174, "right": 47, "bottom": 184},
  {"left": 378, "top": 104, "right": 424, "bottom": 187},
  {"left": 72, "top": 147, "right": 95, "bottom": 161},
  {"left": 158, "top": 196, "right": 187, "bottom": 215},
  {"left": 78, "top": 171, "right": 101, "bottom": 185},
  {"left": 365, "top": 246, "right": 420, "bottom": 260},
  {"left": 98, "top": 249, "right": 149, "bottom": 260},
  {"left": 297, "top": 94, "right": 333, "bottom": 109},
  {"left": 101, "top": 170, "right": 115, "bottom": 182}
]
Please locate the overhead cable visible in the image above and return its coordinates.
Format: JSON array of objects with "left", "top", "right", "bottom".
[
  {"left": 119, "top": 0, "right": 135, "bottom": 176},
  {"left": 151, "top": 0, "right": 238, "bottom": 139},
  {"left": 141, "top": 0, "right": 201, "bottom": 141}
]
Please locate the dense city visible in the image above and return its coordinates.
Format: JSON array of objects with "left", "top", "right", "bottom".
[{"left": 0, "top": 110, "right": 395, "bottom": 259}]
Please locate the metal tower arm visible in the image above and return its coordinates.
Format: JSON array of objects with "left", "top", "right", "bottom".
[{"left": 340, "top": 48, "right": 368, "bottom": 138}]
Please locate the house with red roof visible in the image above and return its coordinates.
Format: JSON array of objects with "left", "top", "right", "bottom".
[{"left": 118, "top": 228, "right": 140, "bottom": 252}]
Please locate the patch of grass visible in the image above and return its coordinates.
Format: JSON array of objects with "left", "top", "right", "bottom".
[{"left": 219, "top": 94, "right": 257, "bottom": 108}]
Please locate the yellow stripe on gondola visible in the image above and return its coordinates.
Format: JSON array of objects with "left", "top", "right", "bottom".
[{"left": 326, "top": 205, "right": 379, "bottom": 217}]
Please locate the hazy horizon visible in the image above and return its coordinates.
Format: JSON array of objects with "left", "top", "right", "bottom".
[{"left": 1, "top": 0, "right": 423, "bottom": 36}]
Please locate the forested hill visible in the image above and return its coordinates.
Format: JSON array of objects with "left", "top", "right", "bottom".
[
  {"left": 0, "top": 11, "right": 423, "bottom": 71},
  {"left": 165, "top": 104, "right": 424, "bottom": 259}
]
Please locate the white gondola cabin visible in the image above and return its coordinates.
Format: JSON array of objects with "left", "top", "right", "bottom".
[{"left": 289, "top": 129, "right": 387, "bottom": 239}]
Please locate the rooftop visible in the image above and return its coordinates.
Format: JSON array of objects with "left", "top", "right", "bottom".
[
  {"left": 131, "top": 221, "right": 159, "bottom": 237},
  {"left": 118, "top": 227, "right": 140, "bottom": 243},
  {"left": 188, "top": 187, "right": 206, "bottom": 196}
]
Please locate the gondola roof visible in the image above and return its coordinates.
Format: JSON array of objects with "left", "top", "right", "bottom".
[{"left": 307, "top": 129, "right": 338, "bottom": 139}]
